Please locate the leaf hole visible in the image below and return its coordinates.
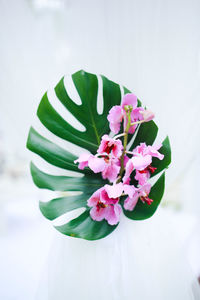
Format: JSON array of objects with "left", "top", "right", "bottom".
[
  {"left": 120, "top": 84, "right": 125, "bottom": 105},
  {"left": 48, "top": 88, "right": 86, "bottom": 132},
  {"left": 33, "top": 118, "right": 90, "bottom": 158},
  {"left": 97, "top": 75, "right": 104, "bottom": 115},
  {"left": 64, "top": 75, "right": 82, "bottom": 105},
  {"left": 53, "top": 207, "right": 86, "bottom": 226}
]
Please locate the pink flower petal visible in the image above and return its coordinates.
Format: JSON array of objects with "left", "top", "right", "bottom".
[
  {"left": 97, "top": 135, "right": 123, "bottom": 158},
  {"left": 109, "top": 122, "right": 121, "bottom": 134},
  {"left": 100, "top": 188, "right": 111, "bottom": 203},
  {"left": 135, "top": 170, "right": 150, "bottom": 185},
  {"left": 122, "top": 93, "right": 137, "bottom": 109},
  {"left": 74, "top": 153, "right": 91, "bottom": 170},
  {"left": 131, "top": 107, "right": 144, "bottom": 121},
  {"left": 140, "top": 109, "right": 155, "bottom": 122},
  {"left": 102, "top": 161, "right": 120, "bottom": 182},
  {"left": 107, "top": 106, "right": 123, "bottom": 134},
  {"left": 105, "top": 204, "right": 122, "bottom": 225},
  {"left": 128, "top": 123, "right": 137, "bottom": 134},
  {"left": 107, "top": 105, "right": 123, "bottom": 123},
  {"left": 131, "top": 154, "right": 152, "bottom": 170},
  {"left": 105, "top": 183, "right": 124, "bottom": 199},
  {"left": 123, "top": 159, "right": 134, "bottom": 183},
  {"left": 124, "top": 155, "right": 129, "bottom": 167},
  {"left": 132, "top": 143, "right": 147, "bottom": 155},
  {"left": 123, "top": 184, "right": 136, "bottom": 198},
  {"left": 147, "top": 145, "right": 164, "bottom": 160},
  {"left": 88, "top": 156, "right": 106, "bottom": 173},
  {"left": 77, "top": 161, "right": 88, "bottom": 170},
  {"left": 123, "top": 176, "right": 130, "bottom": 185},
  {"left": 153, "top": 143, "right": 162, "bottom": 151},
  {"left": 100, "top": 188, "right": 119, "bottom": 205},
  {"left": 112, "top": 139, "right": 123, "bottom": 158},
  {"left": 87, "top": 188, "right": 103, "bottom": 207},
  {"left": 90, "top": 205, "right": 107, "bottom": 221},
  {"left": 97, "top": 134, "right": 110, "bottom": 154},
  {"left": 138, "top": 183, "right": 151, "bottom": 197},
  {"left": 124, "top": 192, "right": 139, "bottom": 211}
]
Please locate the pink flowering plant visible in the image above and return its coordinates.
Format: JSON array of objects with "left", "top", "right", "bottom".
[{"left": 27, "top": 70, "right": 171, "bottom": 240}]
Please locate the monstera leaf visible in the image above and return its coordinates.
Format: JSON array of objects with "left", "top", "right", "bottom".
[{"left": 27, "top": 70, "right": 171, "bottom": 240}]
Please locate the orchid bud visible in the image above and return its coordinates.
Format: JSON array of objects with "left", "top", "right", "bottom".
[{"left": 124, "top": 105, "right": 133, "bottom": 113}]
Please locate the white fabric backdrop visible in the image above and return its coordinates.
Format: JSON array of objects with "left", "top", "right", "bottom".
[{"left": 0, "top": 0, "right": 200, "bottom": 299}]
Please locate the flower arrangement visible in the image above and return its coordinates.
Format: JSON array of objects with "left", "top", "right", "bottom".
[{"left": 27, "top": 70, "right": 171, "bottom": 240}]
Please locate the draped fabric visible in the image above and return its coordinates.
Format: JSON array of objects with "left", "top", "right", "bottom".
[{"left": 36, "top": 210, "right": 196, "bottom": 300}]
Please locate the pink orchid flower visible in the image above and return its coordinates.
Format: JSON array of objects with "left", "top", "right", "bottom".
[
  {"left": 135, "top": 165, "right": 157, "bottom": 185},
  {"left": 105, "top": 182, "right": 138, "bottom": 212},
  {"left": 107, "top": 105, "right": 123, "bottom": 134},
  {"left": 124, "top": 183, "right": 153, "bottom": 211},
  {"left": 107, "top": 93, "right": 141, "bottom": 134},
  {"left": 132, "top": 143, "right": 164, "bottom": 160},
  {"left": 122, "top": 95, "right": 155, "bottom": 132},
  {"left": 122, "top": 93, "right": 145, "bottom": 133},
  {"left": 107, "top": 93, "right": 153, "bottom": 135},
  {"left": 105, "top": 182, "right": 136, "bottom": 199},
  {"left": 87, "top": 187, "right": 122, "bottom": 225},
  {"left": 105, "top": 182, "right": 124, "bottom": 199},
  {"left": 146, "top": 144, "right": 164, "bottom": 160},
  {"left": 123, "top": 190, "right": 140, "bottom": 211},
  {"left": 97, "top": 134, "right": 123, "bottom": 158},
  {"left": 138, "top": 183, "right": 153, "bottom": 205},
  {"left": 101, "top": 157, "right": 121, "bottom": 182},
  {"left": 74, "top": 153, "right": 105, "bottom": 173},
  {"left": 124, "top": 106, "right": 145, "bottom": 134},
  {"left": 123, "top": 143, "right": 164, "bottom": 184},
  {"left": 140, "top": 109, "right": 155, "bottom": 122},
  {"left": 74, "top": 153, "right": 91, "bottom": 170},
  {"left": 75, "top": 152, "right": 121, "bottom": 183}
]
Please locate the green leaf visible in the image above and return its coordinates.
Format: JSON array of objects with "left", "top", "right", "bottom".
[
  {"left": 27, "top": 127, "right": 90, "bottom": 174},
  {"left": 37, "top": 71, "right": 123, "bottom": 154},
  {"left": 27, "top": 70, "right": 170, "bottom": 240},
  {"left": 54, "top": 210, "right": 118, "bottom": 241},
  {"left": 27, "top": 70, "right": 125, "bottom": 240},
  {"left": 151, "top": 136, "right": 171, "bottom": 177},
  {"left": 37, "top": 92, "right": 98, "bottom": 154},
  {"left": 123, "top": 172, "right": 165, "bottom": 220},
  {"left": 31, "top": 162, "right": 118, "bottom": 240},
  {"left": 40, "top": 194, "right": 88, "bottom": 221},
  {"left": 30, "top": 162, "right": 103, "bottom": 193}
]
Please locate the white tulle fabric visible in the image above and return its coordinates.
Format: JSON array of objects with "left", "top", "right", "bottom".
[{"left": 36, "top": 208, "right": 196, "bottom": 300}]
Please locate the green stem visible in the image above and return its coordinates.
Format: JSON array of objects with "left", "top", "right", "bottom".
[{"left": 117, "top": 110, "right": 132, "bottom": 182}]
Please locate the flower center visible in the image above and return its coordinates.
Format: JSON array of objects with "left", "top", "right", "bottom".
[
  {"left": 147, "top": 165, "right": 157, "bottom": 174},
  {"left": 104, "top": 142, "right": 115, "bottom": 154},
  {"left": 140, "top": 196, "right": 153, "bottom": 205},
  {"left": 139, "top": 165, "right": 157, "bottom": 174},
  {"left": 101, "top": 154, "right": 110, "bottom": 163},
  {"left": 97, "top": 201, "right": 107, "bottom": 211}
]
